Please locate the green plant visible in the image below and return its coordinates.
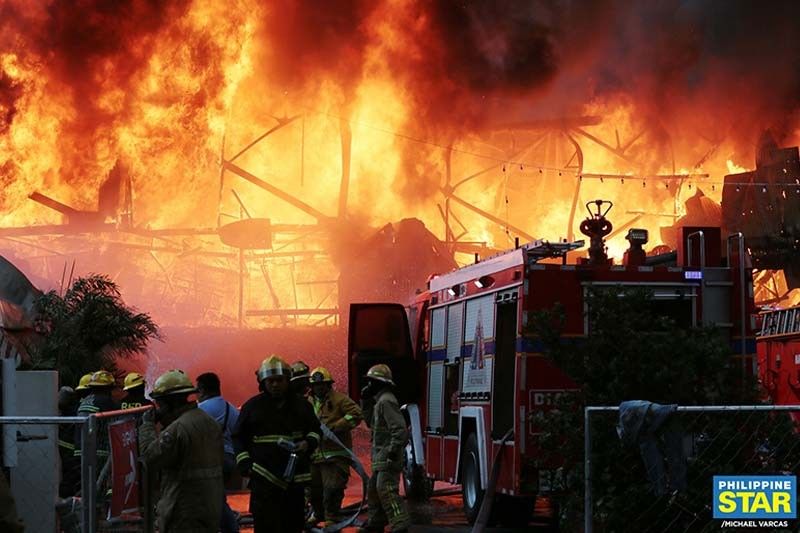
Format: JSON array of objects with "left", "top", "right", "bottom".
[
  {"left": 527, "top": 286, "right": 782, "bottom": 531},
  {"left": 28, "top": 275, "right": 161, "bottom": 387}
]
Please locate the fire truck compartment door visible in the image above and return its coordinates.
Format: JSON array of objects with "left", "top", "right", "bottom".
[{"left": 348, "top": 303, "right": 415, "bottom": 402}]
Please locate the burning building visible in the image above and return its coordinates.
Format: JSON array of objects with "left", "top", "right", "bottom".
[{"left": 2, "top": 1, "right": 800, "bottom": 389}]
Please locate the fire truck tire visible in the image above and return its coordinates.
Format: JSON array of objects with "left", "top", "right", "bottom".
[{"left": 461, "top": 433, "right": 486, "bottom": 524}]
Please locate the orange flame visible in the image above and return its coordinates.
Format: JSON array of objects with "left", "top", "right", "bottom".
[{"left": 1, "top": 0, "right": 799, "bottom": 323}]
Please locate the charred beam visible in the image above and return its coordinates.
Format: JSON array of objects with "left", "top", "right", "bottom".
[
  {"left": 0, "top": 223, "right": 119, "bottom": 237},
  {"left": 222, "top": 160, "right": 329, "bottom": 222},
  {"left": 229, "top": 115, "right": 301, "bottom": 163},
  {"left": 246, "top": 308, "right": 339, "bottom": 317},
  {"left": 491, "top": 116, "right": 602, "bottom": 131},
  {"left": 448, "top": 194, "right": 535, "bottom": 242},
  {"left": 29, "top": 192, "right": 81, "bottom": 217}
]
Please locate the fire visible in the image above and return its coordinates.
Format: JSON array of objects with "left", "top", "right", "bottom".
[
  {"left": 726, "top": 159, "right": 749, "bottom": 175},
  {"left": 1, "top": 0, "right": 799, "bottom": 324}
]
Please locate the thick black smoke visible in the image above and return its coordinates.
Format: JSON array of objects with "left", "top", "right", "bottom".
[
  {"left": 38, "top": 0, "right": 193, "bottom": 131},
  {"left": 588, "top": 1, "right": 800, "bottom": 146},
  {"left": 256, "top": 0, "right": 375, "bottom": 98},
  {"left": 393, "top": 0, "right": 800, "bottom": 140}
]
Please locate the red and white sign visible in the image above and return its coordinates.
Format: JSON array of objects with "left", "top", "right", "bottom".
[{"left": 108, "top": 418, "right": 139, "bottom": 517}]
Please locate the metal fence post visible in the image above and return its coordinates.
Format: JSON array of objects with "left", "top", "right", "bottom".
[
  {"left": 584, "top": 406, "right": 592, "bottom": 533},
  {"left": 81, "top": 415, "right": 97, "bottom": 533}
]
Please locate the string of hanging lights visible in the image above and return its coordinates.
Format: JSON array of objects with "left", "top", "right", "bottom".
[{"left": 304, "top": 105, "right": 800, "bottom": 195}]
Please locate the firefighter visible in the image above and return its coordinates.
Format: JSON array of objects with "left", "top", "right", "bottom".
[
  {"left": 77, "top": 370, "right": 118, "bottom": 414},
  {"left": 232, "top": 355, "right": 321, "bottom": 533},
  {"left": 288, "top": 360, "right": 313, "bottom": 525},
  {"left": 290, "top": 360, "right": 311, "bottom": 398},
  {"left": 139, "top": 369, "right": 224, "bottom": 532},
  {"left": 59, "top": 373, "right": 92, "bottom": 496},
  {"left": 359, "top": 364, "right": 410, "bottom": 533},
  {"left": 307, "top": 366, "right": 362, "bottom": 526},
  {"left": 74, "top": 370, "right": 119, "bottom": 460},
  {"left": 58, "top": 386, "right": 81, "bottom": 497},
  {"left": 120, "top": 372, "right": 152, "bottom": 410},
  {"left": 75, "top": 373, "right": 92, "bottom": 399}
]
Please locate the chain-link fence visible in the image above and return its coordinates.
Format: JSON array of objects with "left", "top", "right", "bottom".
[
  {"left": 584, "top": 405, "right": 800, "bottom": 533},
  {"left": 0, "top": 406, "right": 152, "bottom": 533},
  {"left": 1, "top": 415, "right": 83, "bottom": 532}
]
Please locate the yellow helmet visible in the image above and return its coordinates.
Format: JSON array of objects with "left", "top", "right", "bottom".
[
  {"left": 76, "top": 373, "right": 93, "bottom": 391},
  {"left": 123, "top": 372, "right": 145, "bottom": 391},
  {"left": 310, "top": 367, "right": 333, "bottom": 384},
  {"left": 87, "top": 370, "right": 115, "bottom": 388},
  {"left": 256, "top": 355, "right": 291, "bottom": 382},
  {"left": 290, "top": 361, "right": 310, "bottom": 382},
  {"left": 150, "top": 369, "right": 196, "bottom": 398},
  {"left": 366, "top": 364, "right": 394, "bottom": 386}
]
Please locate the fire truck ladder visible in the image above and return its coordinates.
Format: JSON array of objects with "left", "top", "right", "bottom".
[
  {"left": 523, "top": 239, "right": 585, "bottom": 264},
  {"left": 759, "top": 306, "right": 800, "bottom": 339}
]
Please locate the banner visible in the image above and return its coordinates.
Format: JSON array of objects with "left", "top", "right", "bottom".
[{"left": 108, "top": 418, "right": 139, "bottom": 517}]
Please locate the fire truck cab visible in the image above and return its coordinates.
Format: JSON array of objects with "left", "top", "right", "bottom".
[{"left": 348, "top": 201, "right": 756, "bottom": 524}]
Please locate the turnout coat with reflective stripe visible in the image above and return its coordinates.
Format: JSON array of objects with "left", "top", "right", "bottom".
[
  {"left": 366, "top": 388, "right": 407, "bottom": 472},
  {"left": 74, "top": 392, "right": 118, "bottom": 457},
  {"left": 139, "top": 403, "right": 224, "bottom": 532},
  {"left": 310, "top": 389, "right": 362, "bottom": 461},
  {"left": 232, "top": 392, "right": 321, "bottom": 489}
]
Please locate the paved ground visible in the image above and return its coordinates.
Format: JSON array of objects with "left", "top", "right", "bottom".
[{"left": 228, "top": 483, "right": 556, "bottom": 532}]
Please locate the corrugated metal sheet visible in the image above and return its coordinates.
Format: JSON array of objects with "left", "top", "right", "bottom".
[
  {"left": 427, "top": 362, "right": 444, "bottom": 429},
  {"left": 431, "top": 307, "right": 446, "bottom": 347},
  {"left": 446, "top": 303, "right": 463, "bottom": 361}
]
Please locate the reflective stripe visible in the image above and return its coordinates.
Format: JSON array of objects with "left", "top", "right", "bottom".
[
  {"left": 177, "top": 465, "right": 223, "bottom": 481},
  {"left": 252, "top": 463, "right": 288, "bottom": 490},
  {"left": 252, "top": 432, "right": 303, "bottom": 444},
  {"left": 294, "top": 472, "right": 311, "bottom": 483},
  {"left": 236, "top": 452, "right": 251, "bottom": 464},
  {"left": 58, "top": 440, "right": 75, "bottom": 451},
  {"left": 75, "top": 449, "right": 110, "bottom": 457},
  {"left": 306, "top": 432, "right": 320, "bottom": 443},
  {"left": 315, "top": 449, "right": 350, "bottom": 460}
]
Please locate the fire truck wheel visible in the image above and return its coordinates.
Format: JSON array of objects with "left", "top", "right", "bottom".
[
  {"left": 402, "top": 445, "right": 433, "bottom": 501},
  {"left": 461, "top": 432, "right": 485, "bottom": 524}
]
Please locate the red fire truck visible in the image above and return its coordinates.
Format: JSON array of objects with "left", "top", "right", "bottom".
[
  {"left": 757, "top": 304, "right": 800, "bottom": 420},
  {"left": 347, "top": 200, "right": 757, "bottom": 524}
]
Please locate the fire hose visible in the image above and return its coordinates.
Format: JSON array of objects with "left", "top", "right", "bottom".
[
  {"left": 471, "top": 427, "right": 514, "bottom": 533},
  {"left": 308, "top": 422, "right": 370, "bottom": 533}
]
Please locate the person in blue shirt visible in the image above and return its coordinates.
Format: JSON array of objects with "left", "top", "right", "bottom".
[{"left": 197, "top": 372, "right": 240, "bottom": 533}]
